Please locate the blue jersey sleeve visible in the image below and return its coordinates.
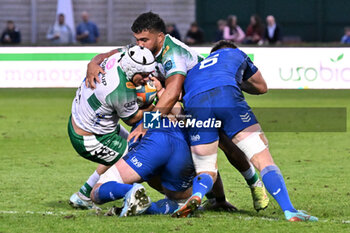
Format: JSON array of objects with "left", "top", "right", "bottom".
[{"left": 242, "top": 55, "right": 258, "bottom": 81}]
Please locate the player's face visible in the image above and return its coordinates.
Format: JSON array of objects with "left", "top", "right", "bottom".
[
  {"left": 134, "top": 30, "right": 164, "bottom": 55},
  {"left": 131, "top": 72, "right": 151, "bottom": 86}
]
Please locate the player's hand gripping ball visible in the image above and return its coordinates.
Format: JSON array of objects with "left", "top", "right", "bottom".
[{"left": 136, "top": 80, "right": 157, "bottom": 107}]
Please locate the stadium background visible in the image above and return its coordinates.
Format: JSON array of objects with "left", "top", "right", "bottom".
[
  {"left": 1, "top": 0, "right": 350, "bottom": 44},
  {"left": 1, "top": 0, "right": 350, "bottom": 232}
]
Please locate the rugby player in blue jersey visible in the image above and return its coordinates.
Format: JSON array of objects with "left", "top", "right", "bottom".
[{"left": 172, "top": 40, "right": 318, "bottom": 222}]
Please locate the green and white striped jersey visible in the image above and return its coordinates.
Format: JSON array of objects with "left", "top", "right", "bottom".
[
  {"left": 72, "top": 53, "right": 138, "bottom": 135},
  {"left": 155, "top": 35, "right": 203, "bottom": 79}
]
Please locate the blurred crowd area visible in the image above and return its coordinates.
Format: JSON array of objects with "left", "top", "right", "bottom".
[{"left": 1, "top": 0, "right": 350, "bottom": 47}]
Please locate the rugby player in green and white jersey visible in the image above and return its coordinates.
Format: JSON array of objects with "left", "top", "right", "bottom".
[
  {"left": 69, "top": 45, "right": 157, "bottom": 209},
  {"left": 84, "top": 12, "right": 269, "bottom": 212}
]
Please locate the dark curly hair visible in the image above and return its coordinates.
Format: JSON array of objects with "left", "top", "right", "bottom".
[
  {"left": 131, "top": 12, "right": 166, "bottom": 34},
  {"left": 211, "top": 40, "right": 237, "bottom": 53}
]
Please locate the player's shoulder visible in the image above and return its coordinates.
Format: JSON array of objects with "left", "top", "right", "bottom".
[
  {"left": 214, "top": 47, "right": 248, "bottom": 61},
  {"left": 161, "top": 35, "right": 195, "bottom": 56},
  {"left": 163, "top": 34, "right": 183, "bottom": 49},
  {"left": 214, "top": 47, "right": 245, "bottom": 56}
]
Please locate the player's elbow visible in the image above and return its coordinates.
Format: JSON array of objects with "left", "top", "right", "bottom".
[
  {"left": 124, "top": 116, "right": 140, "bottom": 126},
  {"left": 123, "top": 119, "right": 134, "bottom": 126},
  {"left": 124, "top": 110, "right": 143, "bottom": 126},
  {"left": 254, "top": 78, "right": 268, "bottom": 94},
  {"left": 259, "top": 83, "right": 268, "bottom": 94}
]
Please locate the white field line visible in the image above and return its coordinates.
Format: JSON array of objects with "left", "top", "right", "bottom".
[
  {"left": 0, "top": 210, "right": 349, "bottom": 224},
  {"left": 0, "top": 210, "right": 72, "bottom": 216}
]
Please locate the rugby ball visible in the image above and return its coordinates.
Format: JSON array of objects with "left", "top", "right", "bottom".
[{"left": 136, "top": 80, "right": 157, "bottom": 107}]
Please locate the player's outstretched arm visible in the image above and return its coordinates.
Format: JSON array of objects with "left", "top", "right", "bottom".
[
  {"left": 240, "top": 70, "right": 268, "bottom": 95},
  {"left": 85, "top": 49, "right": 120, "bottom": 89}
]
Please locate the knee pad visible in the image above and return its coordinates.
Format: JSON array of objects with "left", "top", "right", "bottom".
[
  {"left": 235, "top": 131, "right": 268, "bottom": 160},
  {"left": 191, "top": 153, "right": 218, "bottom": 173}
]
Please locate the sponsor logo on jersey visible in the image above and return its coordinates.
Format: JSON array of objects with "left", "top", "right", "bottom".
[
  {"left": 91, "top": 145, "right": 118, "bottom": 163},
  {"left": 190, "top": 134, "right": 201, "bottom": 142},
  {"left": 131, "top": 156, "right": 142, "bottom": 168},
  {"left": 126, "top": 82, "right": 136, "bottom": 89},
  {"left": 124, "top": 100, "right": 136, "bottom": 110},
  {"left": 101, "top": 75, "right": 107, "bottom": 86},
  {"left": 106, "top": 58, "right": 116, "bottom": 70},
  {"left": 100, "top": 59, "right": 108, "bottom": 85},
  {"left": 164, "top": 60, "right": 173, "bottom": 71},
  {"left": 162, "top": 45, "right": 170, "bottom": 57}
]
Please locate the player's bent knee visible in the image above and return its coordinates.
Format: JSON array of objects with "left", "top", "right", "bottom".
[
  {"left": 235, "top": 131, "right": 268, "bottom": 160},
  {"left": 192, "top": 152, "right": 218, "bottom": 174},
  {"left": 97, "top": 165, "right": 124, "bottom": 185}
]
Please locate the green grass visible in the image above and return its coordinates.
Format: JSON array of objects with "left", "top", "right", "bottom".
[{"left": 0, "top": 89, "right": 349, "bottom": 233}]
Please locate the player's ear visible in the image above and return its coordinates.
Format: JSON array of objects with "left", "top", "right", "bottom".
[{"left": 158, "top": 32, "right": 165, "bottom": 40}]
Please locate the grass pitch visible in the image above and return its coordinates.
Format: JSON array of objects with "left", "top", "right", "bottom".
[{"left": 0, "top": 89, "right": 349, "bottom": 233}]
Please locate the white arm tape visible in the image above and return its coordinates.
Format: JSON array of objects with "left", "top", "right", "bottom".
[{"left": 192, "top": 152, "right": 218, "bottom": 173}]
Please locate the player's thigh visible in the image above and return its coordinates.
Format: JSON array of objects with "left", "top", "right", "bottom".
[
  {"left": 161, "top": 137, "right": 196, "bottom": 193},
  {"left": 184, "top": 91, "right": 219, "bottom": 146},
  {"left": 209, "top": 86, "right": 259, "bottom": 139},
  {"left": 191, "top": 140, "right": 219, "bottom": 156},
  {"left": 122, "top": 131, "right": 171, "bottom": 182},
  {"left": 68, "top": 119, "right": 128, "bottom": 165}
]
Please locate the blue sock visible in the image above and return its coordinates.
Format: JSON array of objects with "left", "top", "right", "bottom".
[
  {"left": 145, "top": 199, "right": 179, "bottom": 215},
  {"left": 261, "top": 165, "right": 296, "bottom": 212},
  {"left": 94, "top": 181, "right": 133, "bottom": 204},
  {"left": 192, "top": 173, "right": 214, "bottom": 199}
]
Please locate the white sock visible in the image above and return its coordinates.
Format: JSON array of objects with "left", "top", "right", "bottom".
[
  {"left": 241, "top": 164, "right": 256, "bottom": 180},
  {"left": 86, "top": 170, "right": 100, "bottom": 188}
]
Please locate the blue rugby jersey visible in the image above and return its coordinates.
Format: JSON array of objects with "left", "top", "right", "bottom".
[{"left": 183, "top": 47, "right": 258, "bottom": 105}]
